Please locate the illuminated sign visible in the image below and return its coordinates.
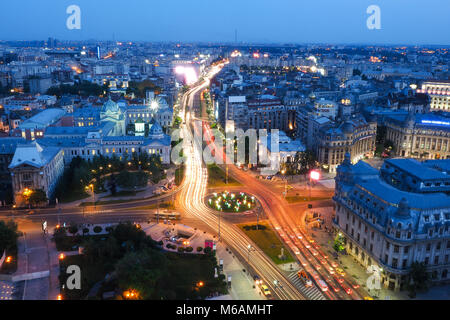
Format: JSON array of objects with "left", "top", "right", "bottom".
[{"left": 421, "top": 120, "right": 450, "bottom": 126}]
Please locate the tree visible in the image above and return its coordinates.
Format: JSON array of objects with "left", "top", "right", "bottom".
[
  {"left": 27, "top": 189, "right": 48, "bottom": 206},
  {"left": 333, "top": 234, "right": 345, "bottom": 252},
  {"left": 407, "top": 262, "right": 430, "bottom": 297},
  {"left": 298, "top": 150, "right": 317, "bottom": 175},
  {"left": 0, "top": 220, "right": 19, "bottom": 253}
]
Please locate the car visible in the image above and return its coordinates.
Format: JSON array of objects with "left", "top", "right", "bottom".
[
  {"left": 335, "top": 268, "right": 346, "bottom": 276},
  {"left": 352, "top": 284, "right": 360, "bottom": 289},
  {"left": 326, "top": 280, "right": 340, "bottom": 293},
  {"left": 334, "top": 276, "right": 344, "bottom": 284},
  {"left": 253, "top": 275, "right": 262, "bottom": 285},
  {"left": 319, "top": 259, "right": 327, "bottom": 265},
  {"left": 328, "top": 267, "right": 335, "bottom": 274},
  {"left": 364, "top": 296, "right": 374, "bottom": 300},
  {"left": 260, "top": 284, "right": 272, "bottom": 297},
  {"left": 331, "top": 262, "right": 339, "bottom": 268},
  {"left": 315, "top": 265, "right": 321, "bottom": 270}
]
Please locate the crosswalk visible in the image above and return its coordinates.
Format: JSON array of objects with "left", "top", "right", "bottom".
[{"left": 287, "top": 272, "right": 326, "bottom": 300}]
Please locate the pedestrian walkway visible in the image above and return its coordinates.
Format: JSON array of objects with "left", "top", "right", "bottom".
[
  {"left": 216, "top": 244, "right": 264, "bottom": 300},
  {"left": 13, "top": 229, "right": 60, "bottom": 300},
  {"left": 286, "top": 272, "right": 326, "bottom": 300}
]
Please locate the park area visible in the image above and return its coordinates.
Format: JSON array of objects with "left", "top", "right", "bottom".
[
  {"left": 56, "top": 222, "right": 227, "bottom": 300},
  {"left": 238, "top": 221, "right": 294, "bottom": 265}
]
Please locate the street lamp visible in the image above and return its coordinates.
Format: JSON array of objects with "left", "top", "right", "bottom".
[{"left": 281, "top": 169, "right": 288, "bottom": 198}]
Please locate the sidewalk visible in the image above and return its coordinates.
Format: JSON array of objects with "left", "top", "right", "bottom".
[
  {"left": 216, "top": 244, "right": 264, "bottom": 300},
  {"left": 14, "top": 229, "right": 60, "bottom": 300}
]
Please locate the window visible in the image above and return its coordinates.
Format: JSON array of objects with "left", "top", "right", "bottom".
[
  {"left": 394, "top": 245, "right": 399, "bottom": 253},
  {"left": 404, "top": 246, "right": 410, "bottom": 254},
  {"left": 437, "top": 242, "right": 441, "bottom": 250},
  {"left": 386, "top": 242, "right": 390, "bottom": 250},
  {"left": 434, "top": 256, "right": 439, "bottom": 265},
  {"left": 424, "top": 257, "right": 429, "bottom": 265},
  {"left": 426, "top": 243, "right": 431, "bottom": 252},
  {"left": 392, "top": 258, "right": 398, "bottom": 268}
]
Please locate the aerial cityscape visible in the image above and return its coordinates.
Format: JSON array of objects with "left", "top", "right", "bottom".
[{"left": 0, "top": 0, "right": 449, "bottom": 311}]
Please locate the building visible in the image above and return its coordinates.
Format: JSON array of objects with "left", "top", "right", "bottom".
[
  {"left": 314, "top": 115, "right": 377, "bottom": 173},
  {"left": 313, "top": 99, "right": 338, "bottom": 121},
  {"left": 417, "top": 81, "right": 450, "bottom": 112},
  {"left": 8, "top": 141, "right": 64, "bottom": 205},
  {"left": 385, "top": 112, "right": 450, "bottom": 159},
  {"left": 0, "top": 138, "right": 24, "bottom": 205},
  {"left": 12, "top": 108, "right": 66, "bottom": 140},
  {"left": 333, "top": 156, "right": 450, "bottom": 291},
  {"left": 259, "top": 131, "right": 306, "bottom": 165}
]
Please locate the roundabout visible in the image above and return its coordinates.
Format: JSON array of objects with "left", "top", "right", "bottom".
[{"left": 206, "top": 191, "right": 257, "bottom": 213}]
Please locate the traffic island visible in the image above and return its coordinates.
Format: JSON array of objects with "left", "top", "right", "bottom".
[{"left": 206, "top": 191, "right": 257, "bottom": 213}]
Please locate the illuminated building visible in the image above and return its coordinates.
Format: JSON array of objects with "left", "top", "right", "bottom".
[
  {"left": 313, "top": 114, "right": 376, "bottom": 173},
  {"left": 333, "top": 156, "right": 450, "bottom": 291},
  {"left": 417, "top": 81, "right": 450, "bottom": 112},
  {"left": 385, "top": 113, "right": 450, "bottom": 159}
]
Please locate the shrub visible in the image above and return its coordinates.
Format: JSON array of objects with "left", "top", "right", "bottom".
[
  {"left": 68, "top": 225, "right": 78, "bottom": 234},
  {"left": 93, "top": 226, "right": 102, "bottom": 233},
  {"left": 177, "top": 247, "right": 185, "bottom": 253},
  {"left": 83, "top": 228, "right": 89, "bottom": 234},
  {"left": 204, "top": 247, "right": 212, "bottom": 254},
  {"left": 196, "top": 247, "right": 203, "bottom": 252},
  {"left": 185, "top": 246, "right": 193, "bottom": 253}
]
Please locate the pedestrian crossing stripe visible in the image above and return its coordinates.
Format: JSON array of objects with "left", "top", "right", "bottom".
[{"left": 287, "top": 272, "right": 326, "bottom": 300}]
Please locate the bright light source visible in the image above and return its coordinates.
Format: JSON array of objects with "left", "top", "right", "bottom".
[
  {"left": 175, "top": 66, "right": 198, "bottom": 85},
  {"left": 310, "top": 170, "right": 320, "bottom": 181}
]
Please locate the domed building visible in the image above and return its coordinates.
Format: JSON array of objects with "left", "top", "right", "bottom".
[{"left": 100, "top": 98, "right": 125, "bottom": 136}]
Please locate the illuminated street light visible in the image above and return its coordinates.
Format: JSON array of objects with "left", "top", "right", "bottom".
[
  {"left": 309, "top": 170, "right": 320, "bottom": 181},
  {"left": 57, "top": 294, "right": 63, "bottom": 300}
]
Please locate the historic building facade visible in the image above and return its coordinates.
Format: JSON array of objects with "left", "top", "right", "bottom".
[
  {"left": 314, "top": 115, "right": 376, "bottom": 173},
  {"left": 385, "top": 113, "right": 450, "bottom": 160},
  {"left": 333, "top": 156, "right": 450, "bottom": 291}
]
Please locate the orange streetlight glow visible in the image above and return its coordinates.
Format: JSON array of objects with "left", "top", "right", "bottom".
[
  {"left": 5, "top": 256, "right": 12, "bottom": 263},
  {"left": 57, "top": 294, "right": 63, "bottom": 300},
  {"left": 59, "top": 253, "right": 65, "bottom": 260}
]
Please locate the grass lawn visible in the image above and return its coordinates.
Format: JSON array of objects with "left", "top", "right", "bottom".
[
  {"left": 285, "top": 195, "right": 331, "bottom": 203},
  {"left": 53, "top": 233, "right": 109, "bottom": 251},
  {"left": 175, "top": 165, "right": 185, "bottom": 186},
  {"left": 104, "top": 190, "right": 143, "bottom": 198},
  {"left": 131, "top": 201, "right": 176, "bottom": 211},
  {"left": 207, "top": 164, "right": 242, "bottom": 188},
  {"left": 238, "top": 221, "right": 295, "bottom": 265},
  {"left": 60, "top": 192, "right": 91, "bottom": 203}
]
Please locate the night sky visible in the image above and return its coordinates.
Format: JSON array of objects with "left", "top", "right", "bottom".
[{"left": 1, "top": 0, "right": 449, "bottom": 45}]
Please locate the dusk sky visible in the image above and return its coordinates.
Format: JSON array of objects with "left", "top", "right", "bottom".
[{"left": 1, "top": 0, "right": 449, "bottom": 45}]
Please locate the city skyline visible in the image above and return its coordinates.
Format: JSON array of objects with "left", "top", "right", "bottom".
[{"left": 1, "top": 0, "right": 450, "bottom": 45}]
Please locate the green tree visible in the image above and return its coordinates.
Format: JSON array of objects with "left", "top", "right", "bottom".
[
  {"left": 333, "top": 234, "right": 345, "bottom": 252},
  {"left": 0, "top": 220, "right": 19, "bottom": 253},
  {"left": 407, "top": 261, "right": 430, "bottom": 297},
  {"left": 28, "top": 189, "right": 48, "bottom": 206}
]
